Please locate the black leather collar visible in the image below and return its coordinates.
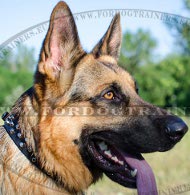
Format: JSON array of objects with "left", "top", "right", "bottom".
[
  {"left": 1, "top": 112, "right": 62, "bottom": 187},
  {"left": 2, "top": 112, "right": 38, "bottom": 164}
]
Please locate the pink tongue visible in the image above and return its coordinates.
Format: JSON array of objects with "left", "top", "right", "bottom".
[{"left": 122, "top": 153, "right": 158, "bottom": 195}]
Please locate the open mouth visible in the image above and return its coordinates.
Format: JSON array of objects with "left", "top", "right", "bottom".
[{"left": 87, "top": 132, "right": 158, "bottom": 195}]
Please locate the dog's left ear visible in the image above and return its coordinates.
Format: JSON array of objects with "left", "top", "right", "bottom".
[{"left": 92, "top": 14, "right": 121, "bottom": 60}]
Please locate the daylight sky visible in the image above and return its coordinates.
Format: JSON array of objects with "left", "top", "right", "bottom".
[{"left": 0, "top": 0, "right": 189, "bottom": 60}]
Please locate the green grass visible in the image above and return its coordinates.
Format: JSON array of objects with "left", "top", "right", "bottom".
[{"left": 87, "top": 117, "right": 190, "bottom": 195}]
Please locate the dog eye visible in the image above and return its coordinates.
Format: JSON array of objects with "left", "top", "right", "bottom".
[{"left": 103, "top": 91, "right": 115, "bottom": 100}]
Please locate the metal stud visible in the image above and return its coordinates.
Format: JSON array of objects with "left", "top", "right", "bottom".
[
  {"left": 5, "top": 119, "right": 14, "bottom": 127},
  {"left": 16, "top": 124, "right": 20, "bottom": 130},
  {"left": 7, "top": 116, "right": 12, "bottom": 121},
  {"left": 9, "top": 121, "right": 14, "bottom": 127},
  {"left": 17, "top": 133, "right": 22, "bottom": 139},
  {"left": 9, "top": 115, "right": 15, "bottom": 120},
  {"left": 27, "top": 146, "right": 32, "bottom": 153},
  {"left": 19, "top": 142, "right": 25, "bottom": 148},
  {"left": 5, "top": 115, "right": 14, "bottom": 127},
  {"left": 5, "top": 119, "right": 10, "bottom": 125},
  {"left": 10, "top": 129, "right": 15, "bottom": 134},
  {"left": 32, "top": 157, "right": 36, "bottom": 162}
]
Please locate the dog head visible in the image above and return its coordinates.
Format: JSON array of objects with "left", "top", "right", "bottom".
[{"left": 34, "top": 1, "right": 188, "bottom": 193}]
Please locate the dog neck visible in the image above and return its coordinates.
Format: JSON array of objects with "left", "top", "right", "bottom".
[{"left": 1, "top": 87, "right": 85, "bottom": 194}]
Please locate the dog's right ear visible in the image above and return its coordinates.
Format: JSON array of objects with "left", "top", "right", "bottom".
[{"left": 38, "top": 1, "right": 85, "bottom": 81}]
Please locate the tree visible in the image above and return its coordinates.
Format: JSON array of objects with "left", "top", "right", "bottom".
[
  {"left": 119, "top": 29, "right": 157, "bottom": 74},
  {"left": 135, "top": 55, "right": 190, "bottom": 107},
  {"left": 159, "top": 55, "right": 190, "bottom": 107},
  {"left": 0, "top": 46, "right": 34, "bottom": 107},
  {"left": 0, "top": 45, "right": 36, "bottom": 72},
  {"left": 119, "top": 26, "right": 190, "bottom": 107}
]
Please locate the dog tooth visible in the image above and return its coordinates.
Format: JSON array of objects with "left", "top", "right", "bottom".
[
  {"left": 131, "top": 169, "right": 137, "bottom": 177},
  {"left": 99, "top": 141, "right": 108, "bottom": 151},
  {"left": 104, "top": 150, "right": 112, "bottom": 157},
  {"left": 118, "top": 160, "right": 124, "bottom": 165},
  {"left": 111, "top": 156, "right": 119, "bottom": 162}
]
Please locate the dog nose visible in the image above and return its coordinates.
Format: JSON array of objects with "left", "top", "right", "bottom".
[{"left": 165, "top": 117, "right": 188, "bottom": 141}]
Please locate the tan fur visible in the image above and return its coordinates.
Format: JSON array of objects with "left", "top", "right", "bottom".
[{"left": 38, "top": 116, "right": 93, "bottom": 191}]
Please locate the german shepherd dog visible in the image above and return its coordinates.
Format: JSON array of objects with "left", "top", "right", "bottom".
[{"left": 0, "top": 1, "right": 188, "bottom": 195}]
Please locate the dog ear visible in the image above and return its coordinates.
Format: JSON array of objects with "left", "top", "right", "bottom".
[
  {"left": 38, "top": 1, "right": 85, "bottom": 80},
  {"left": 92, "top": 14, "right": 121, "bottom": 60}
]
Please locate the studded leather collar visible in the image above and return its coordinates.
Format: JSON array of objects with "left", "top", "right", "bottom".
[
  {"left": 2, "top": 112, "right": 38, "bottom": 164},
  {"left": 1, "top": 112, "right": 65, "bottom": 189}
]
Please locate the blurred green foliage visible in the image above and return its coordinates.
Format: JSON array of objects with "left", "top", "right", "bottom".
[
  {"left": 119, "top": 29, "right": 157, "bottom": 73},
  {"left": 119, "top": 0, "right": 190, "bottom": 107},
  {"left": 0, "top": 45, "right": 34, "bottom": 107},
  {"left": 130, "top": 54, "right": 190, "bottom": 107}
]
